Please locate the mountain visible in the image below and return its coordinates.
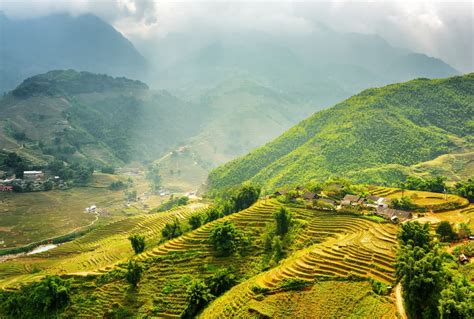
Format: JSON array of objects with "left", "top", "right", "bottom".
[
  {"left": 0, "top": 13, "right": 147, "bottom": 93},
  {"left": 208, "top": 73, "right": 474, "bottom": 191},
  {"left": 151, "top": 28, "right": 459, "bottom": 108},
  {"left": 0, "top": 70, "right": 202, "bottom": 166}
]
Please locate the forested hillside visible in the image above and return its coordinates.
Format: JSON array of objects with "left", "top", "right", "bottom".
[
  {"left": 208, "top": 73, "right": 474, "bottom": 191},
  {"left": 0, "top": 70, "right": 203, "bottom": 166}
]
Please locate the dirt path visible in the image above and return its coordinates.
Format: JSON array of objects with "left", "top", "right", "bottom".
[{"left": 395, "top": 283, "right": 407, "bottom": 319}]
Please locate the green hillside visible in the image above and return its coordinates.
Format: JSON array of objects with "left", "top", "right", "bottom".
[
  {"left": 208, "top": 74, "right": 474, "bottom": 191},
  {"left": 0, "top": 70, "right": 202, "bottom": 166}
]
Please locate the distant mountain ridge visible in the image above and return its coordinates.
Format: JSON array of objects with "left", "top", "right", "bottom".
[
  {"left": 207, "top": 73, "right": 474, "bottom": 191},
  {"left": 0, "top": 13, "right": 148, "bottom": 93},
  {"left": 0, "top": 70, "right": 202, "bottom": 166}
]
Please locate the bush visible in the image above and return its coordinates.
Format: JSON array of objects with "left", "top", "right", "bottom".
[
  {"left": 274, "top": 207, "right": 292, "bottom": 236},
  {"left": 370, "top": 279, "right": 389, "bottom": 295},
  {"left": 209, "top": 221, "right": 241, "bottom": 256},
  {"left": 390, "top": 196, "right": 418, "bottom": 211},
  {"left": 188, "top": 214, "right": 203, "bottom": 230},
  {"left": 162, "top": 218, "right": 183, "bottom": 240},
  {"left": 125, "top": 261, "right": 142, "bottom": 288},
  {"left": 157, "top": 196, "right": 189, "bottom": 212},
  {"left": 181, "top": 279, "right": 213, "bottom": 318},
  {"left": 101, "top": 166, "right": 115, "bottom": 174},
  {"left": 279, "top": 278, "right": 311, "bottom": 291},
  {"left": 0, "top": 275, "right": 72, "bottom": 318},
  {"left": 436, "top": 221, "right": 457, "bottom": 242},
  {"left": 206, "top": 268, "right": 237, "bottom": 297},
  {"left": 128, "top": 234, "right": 145, "bottom": 254},
  {"left": 110, "top": 181, "right": 126, "bottom": 191}
]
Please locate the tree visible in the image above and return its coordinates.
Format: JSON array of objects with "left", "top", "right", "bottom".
[
  {"left": 206, "top": 268, "right": 237, "bottom": 297},
  {"left": 181, "top": 279, "right": 213, "bottom": 319},
  {"left": 161, "top": 218, "right": 183, "bottom": 240},
  {"left": 205, "top": 208, "right": 222, "bottom": 223},
  {"left": 438, "top": 273, "right": 474, "bottom": 319},
  {"left": 233, "top": 185, "right": 260, "bottom": 211},
  {"left": 271, "top": 236, "right": 284, "bottom": 263},
  {"left": 125, "top": 261, "right": 142, "bottom": 288},
  {"left": 457, "top": 223, "right": 472, "bottom": 238},
  {"left": 396, "top": 244, "right": 445, "bottom": 318},
  {"left": 454, "top": 178, "right": 474, "bottom": 203},
  {"left": 390, "top": 196, "right": 418, "bottom": 211},
  {"left": 209, "top": 221, "right": 241, "bottom": 256},
  {"left": 274, "top": 207, "right": 292, "bottom": 237},
  {"left": 128, "top": 234, "right": 145, "bottom": 254},
  {"left": 0, "top": 275, "right": 72, "bottom": 317},
  {"left": 436, "top": 221, "right": 457, "bottom": 242},
  {"left": 398, "top": 222, "right": 431, "bottom": 247},
  {"left": 146, "top": 164, "right": 161, "bottom": 193},
  {"left": 189, "top": 214, "right": 203, "bottom": 230}
]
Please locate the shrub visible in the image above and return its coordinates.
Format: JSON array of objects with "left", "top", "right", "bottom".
[
  {"left": 101, "top": 166, "right": 115, "bottom": 174},
  {"left": 209, "top": 221, "right": 241, "bottom": 256},
  {"left": 125, "top": 261, "right": 142, "bottom": 288},
  {"left": 128, "top": 234, "right": 145, "bottom": 254},
  {"left": 390, "top": 196, "right": 418, "bottom": 211},
  {"left": 370, "top": 279, "right": 389, "bottom": 295},
  {"left": 157, "top": 196, "right": 189, "bottom": 212},
  {"left": 162, "top": 218, "right": 184, "bottom": 240},
  {"left": 188, "top": 214, "right": 203, "bottom": 230},
  {"left": 181, "top": 279, "right": 213, "bottom": 319},
  {"left": 0, "top": 275, "right": 72, "bottom": 318},
  {"left": 205, "top": 208, "right": 222, "bottom": 223},
  {"left": 279, "top": 278, "right": 311, "bottom": 291},
  {"left": 110, "top": 181, "right": 126, "bottom": 190},
  {"left": 206, "top": 268, "right": 237, "bottom": 297},
  {"left": 436, "top": 221, "right": 457, "bottom": 242},
  {"left": 274, "top": 207, "right": 292, "bottom": 236}
]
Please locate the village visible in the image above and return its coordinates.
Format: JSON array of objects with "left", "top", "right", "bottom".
[
  {"left": 273, "top": 186, "right": 413, "bottom": 224},
  {"left": 0, "top": 170, "right": 66, "bottom": 193}
]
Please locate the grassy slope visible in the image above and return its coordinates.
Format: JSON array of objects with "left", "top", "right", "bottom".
[{"left": 208, "top": 74, "right": 474, "bottom": 191}]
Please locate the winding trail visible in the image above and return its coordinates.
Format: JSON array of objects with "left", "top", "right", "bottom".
[{"left": 395, "top": 283, "right": 407, "bottom": 319}]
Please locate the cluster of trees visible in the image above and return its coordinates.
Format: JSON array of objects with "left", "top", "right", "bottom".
[
  {"left": 157, "top": 196, "right": 189, "bottom": 212},
  {"left": 396, "top": 222, "right": 473, "bottom": 319},
  {"left": 403, "top": 176, "right": 447, "bottom": 193},
  {"left": 146, "top": 164, "right": 162, "bottom": 194},
  {"left": 454, "top": 178, "right": 474, "bottom": 203},
  {"left": 435, "top": 221, "right": 472, "bottom": 243},
  {"left": 390, "top": 196, "right": 419, "bottom": 211},
  {"left": 181, "top": 268, "right": 238, "bottom": 318},
  {"left": 1, "top": 152, "right": 29, "bottom": 178},
  {"left": 209, "top": 221, "right": 246, "bottom": 256},
  {"left": 160, "top": 185, "right": 260, "bottom": 243},
  {"left": 263, "top": 207, "right": 293, "bottom": 267},
  {"left": 0, "top": 276, "right": 72, "bottom": 318},
  {"left": 48, "top": 160, "right": 94, "bottom": 185}
]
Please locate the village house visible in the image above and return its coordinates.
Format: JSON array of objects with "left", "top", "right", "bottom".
[
  {"left": 364, "top": 195, "right": 390, "bottom": 209},
  {"left": 23, "top": 171, "right": 44, "bottom": 181},
  {"left": 376, "top": 208, "right": 412, "bottom": 223},
  {"left": 274, "top": 189, "right": 289, "bottom": 197},
  {"left": 302, "top": 191, "right": 319, "bottom": 201},
  {"left": 0, "top": 185, "right": 13, "bottom": 192},
  {"left": 341, "top": 194, "right": 363, "bottom": 206}
]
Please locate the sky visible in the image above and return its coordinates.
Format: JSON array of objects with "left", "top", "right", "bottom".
[{"left": 1, "top": 0, "right": 473, "bottom": 72}]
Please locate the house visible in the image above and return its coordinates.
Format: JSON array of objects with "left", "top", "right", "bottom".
[
  {"left": 317, "top": 198, "right": 336, "bottom": 209},
  {"left": 341, "top": 194, "right": 361, "bottom": 206},
  {"left": 365, "top": 196, "right": 389, "bottom": 209},
  {"left": 302, "top": 191, "right": 318, "bottom": 201},
  {"left": 23, "top": 171, "right": 44, "bottom": 181},
  {"left": 274, "top": 189, "right": 289, "bottom": 196},
  {"left": 376, "top": 208, "right": 412, "bottom": 223},
  {"left": 0, "top": 185, "right": 13, "bottom": 192},
  {"left": 459, "top": 254, "right": 469, "bottom": 264}
]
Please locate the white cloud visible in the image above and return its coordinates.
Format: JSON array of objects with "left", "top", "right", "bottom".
[{"left": 1, "top": 0, "right": 472, "bottom": 72}]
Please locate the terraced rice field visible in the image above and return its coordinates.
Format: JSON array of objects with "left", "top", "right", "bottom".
[
  {"left": 68, "top": 201, "right": 281, "bottom": 317},
  {"left": 0, "top": 204, "right": 206, "bottom": 288},
  {"left": 63, "top": 200, "right": 399, "bottom": 318},
  {"left": 201, "top": 206, "right": 398, "bottom": 318}
]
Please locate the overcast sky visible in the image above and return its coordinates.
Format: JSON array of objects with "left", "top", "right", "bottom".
[{"left": 1, "top": 0, "right": 473, "bottom": 72}]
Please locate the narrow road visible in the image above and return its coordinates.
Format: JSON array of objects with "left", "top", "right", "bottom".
[{"left": 395, "top": 283, "right": 407, "bottom": 319}]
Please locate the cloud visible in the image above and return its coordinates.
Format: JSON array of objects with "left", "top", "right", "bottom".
[{"left": 1, "top": 0, "right": 472, "bottom": 72}]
